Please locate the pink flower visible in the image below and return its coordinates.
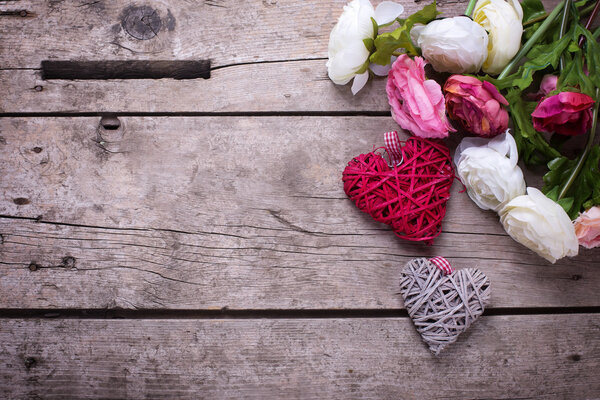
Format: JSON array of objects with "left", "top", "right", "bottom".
[
  {"left": 574, "top": 206, "right": 600, "bottom": 249},
  {"left": 531, "top": 92, "right": 594, "bottom": 136},
  {"left": 528, "top": 74, "right": 558, "bottom": 100},
  {"left": 443, "top": 75, "right": 509, "bottom": 138},
  {"left": 386, "top": 55, "right": 455, "bottom": 139}
]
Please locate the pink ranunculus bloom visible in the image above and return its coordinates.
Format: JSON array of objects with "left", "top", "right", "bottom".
[
  {"left": 574, "top": 206, "right": 600, "bottom": 249},
  {"left": 386, "top": 54, "right": 455, "bottom": 139},
  {"left": 443, "top": 75, "right": 509, "bottom": 138},
  {"left": 531, "top": 91, "right": 595, "bottom": 136},
  {"left": 528, "top": 74, "right": 558, "bottom": 101}
]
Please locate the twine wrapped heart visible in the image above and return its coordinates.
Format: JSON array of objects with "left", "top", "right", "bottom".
[
  {"left": 400, "top": 257, "right": 491, "bottom": 355},
  {"left": 342, "top": 133, "right": 454, "bottom": 244}
]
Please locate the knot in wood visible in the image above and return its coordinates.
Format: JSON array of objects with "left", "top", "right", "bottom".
[{"left": 122, "top": 5, "right": 161, "bottom": 40}]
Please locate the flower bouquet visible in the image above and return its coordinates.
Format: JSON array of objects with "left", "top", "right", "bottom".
[{"left": 329, "top": 0, "right": 600, "bottom": 263}]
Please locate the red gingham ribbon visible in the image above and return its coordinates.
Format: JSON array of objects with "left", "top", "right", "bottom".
[
  {"left": 384, "top": 131, "right": 403, "bottom": 167},
  {"left": 429, "top": 256, "right": 454, "bottom": 275}
]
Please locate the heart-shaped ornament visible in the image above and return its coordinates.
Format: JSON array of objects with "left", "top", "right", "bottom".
[
  {"left": 342, "top": 133, "right": 454, "bottom": 244},
  {"left": 399, "top": 257, "right": 491, "bottom": 355}
]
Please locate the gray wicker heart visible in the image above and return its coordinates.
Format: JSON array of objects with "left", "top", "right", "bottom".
[{"left": 399, "top": 257, "right": 491, "bottom": 355}]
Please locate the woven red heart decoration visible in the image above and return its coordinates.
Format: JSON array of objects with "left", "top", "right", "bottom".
[{"left": 342, "top": 134, "right": 454, "bottom": 244}]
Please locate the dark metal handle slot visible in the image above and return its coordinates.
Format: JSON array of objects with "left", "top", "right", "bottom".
[{"left": 41, "top": 60, "right": 211, "bottom": 80}]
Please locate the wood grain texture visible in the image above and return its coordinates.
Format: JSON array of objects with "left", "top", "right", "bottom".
[
  {"left": 0, "top": 61, "right": 388, "bottom": 113},
  {"left": 0, "top": 0, "right": 467, "bottom": 69},
  {"left": 1, "top": 117, "right": 597, "bottom": 310},
  {"left": 1, "top": 315, "right": 599, "bottom": 399}
]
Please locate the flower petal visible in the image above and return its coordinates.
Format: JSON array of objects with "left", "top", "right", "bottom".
[
  {"left": 370, "top": 56, "right": 396, "bottom": 76},
  {"left": 374, "top": 1, "right": 404, "bottom": 25},
  {"left": 351, "top": 71, "right": 369, "bottom": 95}
]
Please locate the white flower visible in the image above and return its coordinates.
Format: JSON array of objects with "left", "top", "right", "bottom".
[
  {"left": 454, "top": 131, "right": 526, "bottom": 212},
  {"left": 411, "top": 16, "right": 488, "bottom": 74},
  {"left": 473, "top": 0, "right": 523, "bottom": 75},
  {"left": 327, "top": 0, "right": 404, "bottom": 94},
  {"left": 500, "top": 187, "right": 579, "bottom": 263}
]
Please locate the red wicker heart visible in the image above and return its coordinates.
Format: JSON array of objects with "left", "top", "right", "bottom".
[{"left": 342, "top": 136, "right": 454, "bottom": 244}]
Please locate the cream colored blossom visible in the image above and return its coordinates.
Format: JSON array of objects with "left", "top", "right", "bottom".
[
  {"left": 500, "top": 188, "right": 578, "bottom": 263},
  {"left": 327, "top": 0, "right": 404, "bottom": 94},
  {"left": 454, "top": 131, "right": 525, "bottom": 211},
  {"left": 412, "top": 16, "right": 488, "bottom": 74},
  {"left": 473, "top": 0, "right": 523, "bottom": 75}
]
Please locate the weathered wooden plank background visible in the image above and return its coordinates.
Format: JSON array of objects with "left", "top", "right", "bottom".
[
  {"left": 1, "top": 315, "right": 599, "bottom": 399},
  {"left": 0, "top": 0, "right": 598, "bottom": 398},
  {"left": 0, "top": 117, "right": 597, "bottom": 311}
]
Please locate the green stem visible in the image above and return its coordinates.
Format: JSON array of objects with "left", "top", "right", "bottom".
[
  {"left": 523, "top": 13, "right": 549, "bottom": 27},
  {"left": 465, "top": 0, "right": 478, "bottom": 17},
  {"left": 558, "top": 88, "right": 600, "bottom": 200},
  {"left": 559, "top": 0, "right": 572, "bottom": 70},
  {"left": 523, "top": 2, "right": 597, "bottom": 27},
  {"left": 498, "top": 1, "right": 565, "bottom": 79}
]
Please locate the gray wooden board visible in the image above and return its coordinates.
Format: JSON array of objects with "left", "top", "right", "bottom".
[
  {"left": 1, "top": 117, "right": 598, "bottom": 310},
  {"left": 0, "top": 0, "right": 564, "bottom": 114},
  {"left": 1, "top": 315, "right": 599, "bottom": 399},
  {"left": 0, "top": 0, "right": 466, "bottom": 69},
  {"left": 0, "top": 62, "right": 389, "bottom": 113}
]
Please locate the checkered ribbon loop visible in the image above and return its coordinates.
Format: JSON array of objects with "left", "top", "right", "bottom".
[
  {"left": 384, "top": 131, "right": 403, "bottom": 167},
  {"left": 429, "top": 256, "right": 454, "bottom": 275}
]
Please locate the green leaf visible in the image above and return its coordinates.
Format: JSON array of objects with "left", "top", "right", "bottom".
[
  {"left": 355, "top": 60, "right": 370, "bottom": 75},
  {"left": 363, "top": 38, "right": 374, "bottom": 53},
  {"left": 558, "top": 48, "right": 594, "bottom": 96},
  {"left": 557, "top": 197, "right": 575, "bottom": 213},
  {"left": 580, "top": 25, "right": 600, "bottom": 88},
  {"left": 486, "top": 32, "right": 571, "bottom": 91},
  {"left": 370, "top": 1, "right": 439, "bottom": 66},
  {"left": 505, "top": 89, "right": 561, "bottom": 165},
  {"left": 545, "top": 185, "right": 560, "bottom": 201},
  {"left": 371, "top": 17, "right": 379, "bottom": 37},
  {"left": 521, "top": 0, "right": 546, "bottom": 24},
  {"left": 542, "top": 146, "right": 600, "bottom": 218}
]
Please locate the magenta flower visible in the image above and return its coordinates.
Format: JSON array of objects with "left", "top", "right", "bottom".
[
  {"left": 443, "top": 75, "right": 509, "bottom": 138},
  {"left": 386, "top": 55, "right": 455, "bottom": 139},
  {"left": 528, "top": 74, "right": 558, "bottom": 101},
  {"left": 531, "top": 92, "right": 594, "bottom": 136}
]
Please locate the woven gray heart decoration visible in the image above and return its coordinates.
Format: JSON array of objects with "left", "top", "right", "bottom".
[{"left": 399, "top": 257, "right": 491, "bottom": 355}]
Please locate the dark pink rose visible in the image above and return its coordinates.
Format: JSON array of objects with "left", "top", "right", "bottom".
[
  {"left": 386, "top": 55, "right": 455, "bottom": 139},
  {"left": 531, "top": 92, "right": 594, "bottom": 136},
  {"left": 443, "top": 75, "right": 509, "bottom": 138}
]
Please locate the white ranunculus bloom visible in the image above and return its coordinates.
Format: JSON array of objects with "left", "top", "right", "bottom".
[
  {"left": 454, "top": 131, "right": 526, "bottom": 212},
  {"left": 473, "top": 0, "right": 523, "bottom": 75},
  {"left": 499, "top": 188, "right": 579, "bottom": 263},
  {"left": 327, "top": 0, "right": 404, "bottom": 94},
  {"left": 411, "top": 16, "right": 488, "bottom": 74}
]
